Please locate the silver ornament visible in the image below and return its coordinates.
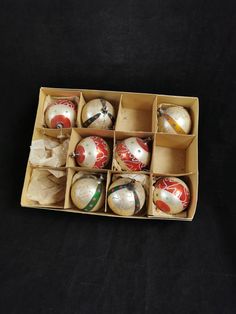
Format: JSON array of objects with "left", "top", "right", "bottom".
[
  {"left": 158, "top": 105, "right": 191, "bottom": 134},
  {"left": 108, "top": 178, "right": 145, "bottom": 216},
  {"left": 71, "top": 175, "right": 105, "bottom": 212},
  {"left": 45, "top": 99, "right": 77, "bottom": 128},
  {"left": 82, "top": 98, "right": 116, "bottom": 129}
]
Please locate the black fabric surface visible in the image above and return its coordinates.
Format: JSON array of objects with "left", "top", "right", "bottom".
[{"left": 0, "top": 0, "right": 235, "bottom": 313}]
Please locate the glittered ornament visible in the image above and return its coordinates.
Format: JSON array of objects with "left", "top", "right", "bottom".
[
  {"left": 45, "top": 99, "right": 77, "bottom": 128},
  {"left": 71, "top": 175, "right": 105, "bottom": 212},
  {"left": 158, "top": 105, "right": 191, "bottom": 134},
  {"left": 72, "top": 136, "right": 110, "bottom": 169},
  {"left": 108, "top": 178, "right": 145, "bottom": 216},
  {"left": 153, "top": 177, "right": 190, "bottom": 214},
  {"left": 82, "top": 98, "right": 116, "bottom": 129},
  {"left": 115, "top": 137, "right": 151, "bottom": 171}
]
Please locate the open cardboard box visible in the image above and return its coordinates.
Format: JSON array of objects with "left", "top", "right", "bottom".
[{"left": 21, "top": 87, "right": 199, "bottom": 221}]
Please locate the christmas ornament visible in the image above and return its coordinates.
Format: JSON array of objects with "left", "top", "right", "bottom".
[
  {"left": 82, "top": 98, "right": 116, "bottom": 129},
  {"left": 45, "top": 99, "right": 77, "bottom": 128},
  {"left": 153, "top": 177, "right": 190, "bottom": 214},
  {"left": 158, "top": 105, "right": 191, "bottom": 134},
  {"left": 115, "top": 137, "right": 151, "bottom": 171},
  {"left": 71, "top": 175, "right": 105, "bottom": 212},
  {"left": 72, "top": 136, "right": 110, "bottom": 169},
  {"left": 108, "top": 178, "right": 145, "bottom": 216}
]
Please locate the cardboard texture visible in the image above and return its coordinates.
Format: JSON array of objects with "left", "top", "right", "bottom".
[{"left": 21, "top": 87, "right": 199, "bottom": 221}]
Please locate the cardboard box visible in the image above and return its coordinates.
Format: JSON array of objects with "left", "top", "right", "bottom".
[{"left": 21, "top": 87, "right": 199, "bottom": 221}]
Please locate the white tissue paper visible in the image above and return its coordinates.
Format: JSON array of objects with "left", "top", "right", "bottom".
[
  {"left": 27, "top": 169, "right": 66, "bottom": 205},
  {"left": 29, "top": 136, "right": 69, "bottom": 167}
]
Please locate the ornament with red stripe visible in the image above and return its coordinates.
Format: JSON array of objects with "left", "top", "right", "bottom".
[
  {"left": 45, "top": 99, "right": 77, "bottom": 128},
  {"left": 115, "top": 137, "right": 151, "bottom": 171},
  {"left": 158, "top": 105, "right": 191, "bottom": 134},
  {"left": 74, "top": 136, "right": 110, "bottom": 169},
  {"left": 153, "top": 177, "right": 190, "bottom": 214}
]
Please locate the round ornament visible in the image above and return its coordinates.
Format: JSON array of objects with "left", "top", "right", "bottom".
[
  {"left": 73, "top": 136, "right": 110, "bottom": 169},
  {"left": 153, "top": 177, "right": 190, "bottom": 214},
  {"left": 71, "top": 175, "right": 105, "bottom": 212},
  {"left": 115, "top": 137, "right": 151, "bottom": 171},
  {"left": 158, "top": 106, "right": 191, "bottom": 134},
  {"left": 45, "top": 99, "right": 77, "bottom": 128},
  {"left": 108, "top": 178, "right": 145, "bottom": 216},
  {"left": 82, "top": 98, "right": 116, "bottom": 129}
]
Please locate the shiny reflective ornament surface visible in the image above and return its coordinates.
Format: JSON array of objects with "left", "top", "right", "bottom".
[
  {"left": 82, "top": 98, "right": 116, "bottom": 129},
  {"left": 71, "top": 175, "right": 105, "bottom": 212},
  {"left": 115, "top": 137, "right": 150, "bottom": 171},
  {"left": 108, "top": 178, "right": 145, "bottom": 216},
  {"left": 45, "top": 99, "right": 77, "bottom": 128},
  {"left": 158, "top": 105, "right": 191, "bottom": 134},
  {"left": 153, "top": 177, "right": 190, "bottom": 214},
  {"left": 74, "top": 136, "right": 110, "bottom": 169}
]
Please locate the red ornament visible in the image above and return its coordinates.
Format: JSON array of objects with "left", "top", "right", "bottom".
[
  {"left": 115, "top": 137, "right": 150, "bottom": 171},
  {"left": 45, "top": 99, "right": 77, "bottom": 128},
  {"left": 153, "top": 177, "right": 190, "bottom": 214},
  {"left": 74, "top": 136, "right": 110, "bottom": 169}
]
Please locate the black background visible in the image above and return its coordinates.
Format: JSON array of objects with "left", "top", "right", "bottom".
[{"left": 0, "top": 0, "right": 235, "bottom": 313}]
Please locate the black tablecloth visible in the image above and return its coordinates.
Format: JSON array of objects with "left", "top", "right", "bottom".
[{"left": 0, "top": 0, "right": 235, "bottom": 313}]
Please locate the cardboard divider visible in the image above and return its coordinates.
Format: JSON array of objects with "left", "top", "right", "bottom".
[
  {"left": 20, "top": 164, "right": 67, "bottom": 209},
  {"left": 34, "top": 87, "right": 80, "bottom": 129},
  {"left": 156, "top": 95, "right": 199, "bottom": 135},
  {"left": 148, "top": 172, "right": 198, "bottom": 221},
  {"left": 115, "top": 93, "right": 156, "bottom": 132},
  {"left": 66, "top": 128, "right": 115, "bottom": 169},
  {"left": 152, "top": 133, "right": 197, "bottom": 175},
  {"left": 33, "top": 127, "right": 72, "bottom": 140},
  {"left": 152, "top": 96, "right": 158, "bottom": 133},
  {"left": 105, "top": 171, "right": 151, "bottom": 217},
  {"left": 77, "top": 90, "right": 121, "bottom": 129},
  {"left": 113, "top": 131, "right": 154, "bottom": 172},
  {"left": 64, "top": 167, "right": 108, "bottom": 214}
]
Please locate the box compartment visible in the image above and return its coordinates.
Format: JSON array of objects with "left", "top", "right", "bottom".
[
  {"left": 115, "top": 93, "right": 156, "bottom": 132},
  {"left": 151, "top": 133, "right": 197, "bottom": 175}
]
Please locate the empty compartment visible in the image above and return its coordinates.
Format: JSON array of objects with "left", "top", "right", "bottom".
[
  {"left": 115, "top": 93, "right": 156, "bottom": 132},
  {"left": 67, "top": 128, "right": 115, "bottom": 170},
  {"left": 156, "top": 95, "right": 199, "bottom": 135},
  {"left": 77, "top": 90, "right": 121, "bottom": 129},
  {"left": 64, "top": 168, "right": 107, "bottom": 214},
  {"left": 21, "top": 165, "right": 67, "bottom": 209},
  {"left": 152, "top": 133, "right": 197, "bottom": 175}
]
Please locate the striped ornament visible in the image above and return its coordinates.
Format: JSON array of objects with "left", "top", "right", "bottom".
[
  {"left": 108, "top": 178, "right": 145, "bottom": 216},
  {"left": 158, "top": 106, "right": 191, "bottom": 134},
  {"left": 71, "top": 176, "right": 105, "bottom": 212},
  {"left": 82, "top": 98, "right": 116, "bottom": 129},
  {"left": 153, "top": 177, "right": 190, "bottom": 214}
]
